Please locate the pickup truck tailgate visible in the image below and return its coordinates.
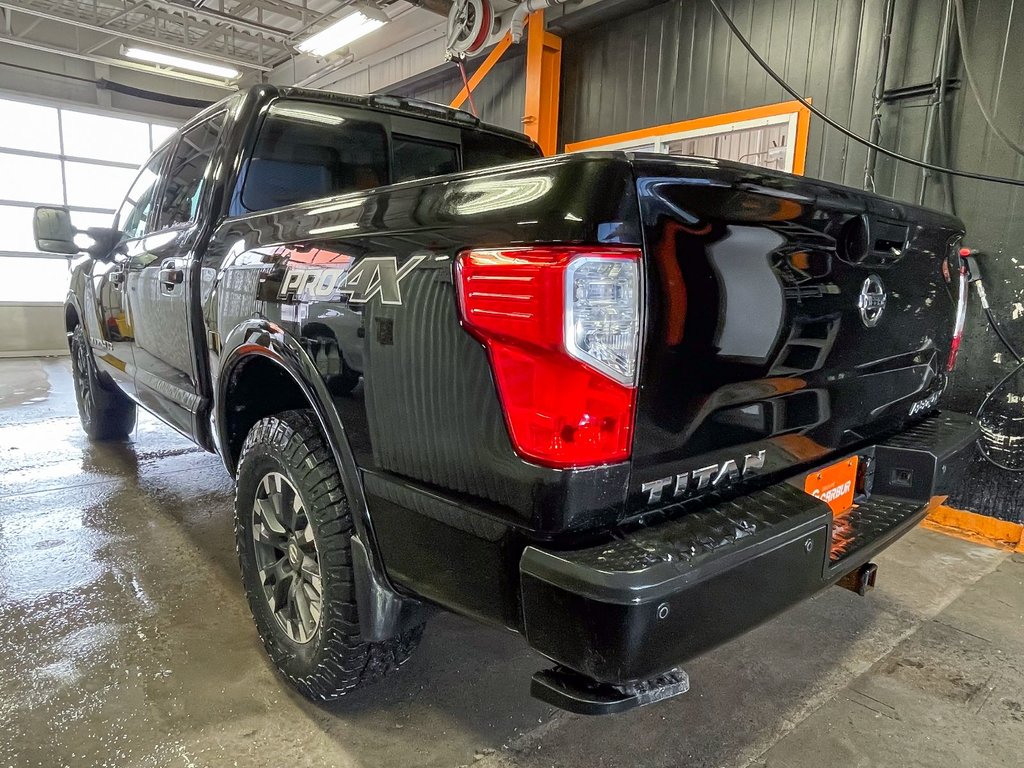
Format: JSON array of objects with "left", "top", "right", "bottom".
[{"left": 627, "top": 155, "right": 965, "bottom": 515}]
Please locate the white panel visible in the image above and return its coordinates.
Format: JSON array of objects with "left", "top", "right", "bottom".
[
  {"left": 0, "top": 153, "right": 64, "bottom": 204},
  {"left": 0, "top": 205, "right": 37, "bottom": 252},
  {"left": 64, "top": 162, "right": 139, "bottom": 210},
  {"left": 0, "top": 98, "right": 61, "bottom": 153},
  {"left": 61, "top": 109, "right": 151, "bottom": 164},
  {"left": 151, "top": 124, "right": 177, "bottom": 150},
  {"left": 0, "top": 256, "right": 70, "bottom": 303}
]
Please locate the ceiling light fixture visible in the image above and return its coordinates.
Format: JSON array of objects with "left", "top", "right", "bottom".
[
  {"left": 296, "top": 10, "right": 387, "bottom": 57},
  {"left": 122, "top": 47, "right": 240, "bottom": 79}
]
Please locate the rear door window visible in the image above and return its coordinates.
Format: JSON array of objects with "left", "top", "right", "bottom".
[
  {"left": 238, "top": 101, "right": 388, "bottom": 213},
  {"left": 393, "top": 135, "right": 459, "bottom": 182},
  {"left": 156, "top": 112, "right": 226, "bottom": 229}
]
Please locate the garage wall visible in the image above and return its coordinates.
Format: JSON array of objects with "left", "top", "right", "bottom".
[
  {"left": 388, "top": 49, "right": 529, "bottom": 135},
  {"left": 560, "top": 0, "right": 1024, "bottom": 521},
  {"left": 0, "top": 303, "right": 66, "bottom": 358},
  {"left": 562, "top": 0, "right": 925, "bottom": 189},
  {"left": 0, "top": 46, "right": 225, "bottom": 122}
]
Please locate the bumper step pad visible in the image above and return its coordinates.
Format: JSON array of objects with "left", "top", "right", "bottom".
[
  {"left": 830, "top": 497, "right": 923, "bottom": 564},
  {"left": 532, "top": 665, "right": 690, "bottom": 716}
]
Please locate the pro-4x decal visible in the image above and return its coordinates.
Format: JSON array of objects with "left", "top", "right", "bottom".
[{"left": 278, "top": 254, "right": 426, "bottom": 305}]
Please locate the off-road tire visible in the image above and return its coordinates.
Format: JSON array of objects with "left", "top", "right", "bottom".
[
  {"left": 235, "top": 409, "right": 423, "bottom": 700},
  {"left": 69, "top": 324, "right": 136, "bottom": 441}
]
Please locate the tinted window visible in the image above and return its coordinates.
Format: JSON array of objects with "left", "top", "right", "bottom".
[
  {"left": 115, "top": 145, "right": 170, "bottom": 239},
  {"left": 157, "top": 112, "right": 225, "bottom": 229},
  {"left": 393, "top": 136, "right": 459, "bottom": 182},
  {"left": 462, "top": 131, "right": 541, "bottom": 170},
  {"left": 239, "top": 101, "right": 388, "bottom": 213}
]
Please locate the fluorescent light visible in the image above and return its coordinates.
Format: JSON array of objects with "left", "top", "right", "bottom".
[
  {"left": 122, "top": 47, "right": 239, "bottom": 79},
  {"left": 296, "top": 11, "right": 386, "bottom": 57}
]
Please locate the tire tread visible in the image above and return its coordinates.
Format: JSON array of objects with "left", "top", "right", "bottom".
[{"left": 235, "top": 408, "right": 422, "bottom": 701}]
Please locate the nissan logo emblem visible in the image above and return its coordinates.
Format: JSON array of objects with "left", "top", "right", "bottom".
[{"left": 857, "top": 274, "right": 887, "bottom": 328}]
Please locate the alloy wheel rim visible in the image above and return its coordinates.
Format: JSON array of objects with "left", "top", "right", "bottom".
[{"left": 252, "top": 471, "right": 323, "bottom": 644}]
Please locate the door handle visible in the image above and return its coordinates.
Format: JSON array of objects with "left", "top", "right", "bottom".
[{"left": 159, "top": 259, "right": 184, "bottom": 290}]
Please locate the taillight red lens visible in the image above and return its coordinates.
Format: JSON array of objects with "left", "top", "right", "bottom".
[
  {"left": 947, "top": 263, "right": 968, "bottom": 372},
  {"left": 456, "top": 246, "right": 641, "bottom": 468}
]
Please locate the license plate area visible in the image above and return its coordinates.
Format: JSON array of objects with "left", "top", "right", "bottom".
[{"left": 803, "top": 455, "right": 859, "bottom": 515}]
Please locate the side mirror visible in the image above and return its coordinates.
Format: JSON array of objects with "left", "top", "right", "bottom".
[
  {"left": 33, "top": 206, "right": 124, "bottom": 259},
  {"left": 33, "top": 206, "right": 78, "bottom": 254}
]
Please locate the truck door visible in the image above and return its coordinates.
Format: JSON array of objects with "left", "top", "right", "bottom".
[
  {"left": 96, "top": 144, "right": 172, "bottom": 392},
  {"left": 127, "top": 112, "right": 225, "bottom": 437}
]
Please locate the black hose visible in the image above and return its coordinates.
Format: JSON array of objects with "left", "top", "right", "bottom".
[
  {"left": 974, "top": 296, "right": 1024, "bottom": 471},
  {"left": 974, "top": 357, "right": 1024, "bottom": 472},
  {"left": 984, "top": 306, "right": 1023, "bottom": 364},
  {"left": 706, "top": 0, "right": 1024, "bottom": 189},
  {"left": 952, "top": 0, "right": 1024, "bottom": 158}
]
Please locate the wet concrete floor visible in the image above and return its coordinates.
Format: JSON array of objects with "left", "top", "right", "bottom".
[{"left": 1, "top": 357, "right": 1022, "bottom": 767}]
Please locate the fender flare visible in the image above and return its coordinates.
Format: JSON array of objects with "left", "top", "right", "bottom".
[
  {"left": 217, "top": 319, "right": 422, "bottom": 640},
  {"left": 64, "top": 290, "right": 85, "bottom": 336}
]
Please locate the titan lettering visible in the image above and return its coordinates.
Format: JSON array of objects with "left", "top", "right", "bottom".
[
  {"left": 641, "top": 450, "right": 767, "bottom": 505},
  {"left": 278, "top": 254, "right": 426, "bottom": 305}
]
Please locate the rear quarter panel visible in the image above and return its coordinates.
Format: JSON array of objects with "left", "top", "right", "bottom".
[{"left": 202, "top": 155, "right": 642, "bottom": 537}]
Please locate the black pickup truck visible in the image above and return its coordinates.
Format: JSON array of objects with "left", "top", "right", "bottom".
[{"left": 35, "top": 84, "right": 978, "bottom": 714}]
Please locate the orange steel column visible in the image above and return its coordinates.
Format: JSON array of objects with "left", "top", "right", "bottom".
[{"left": 522, "top": 10, "right": 562, "bottom": 156}]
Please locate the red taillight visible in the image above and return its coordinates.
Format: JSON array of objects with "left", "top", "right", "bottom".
[
  {"left": 456, "top": 246, "right": 641, "bottom": 468},
  {"left": 947, "top": 262, "right": 968, "bottom": 372}
]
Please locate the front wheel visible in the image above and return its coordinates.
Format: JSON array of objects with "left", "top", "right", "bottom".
[
  {"left": 69, "top": 324, "right": 136, "bottom": 441},
  {"left": 235, "top": 409, "right": 422, "bottom": 700}
]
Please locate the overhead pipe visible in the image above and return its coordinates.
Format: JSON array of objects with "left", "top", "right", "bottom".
[
  {"left": 919, "top": 0, "right": 954, "bottom": 205},
  {"left": 863, "top": 0, "right": 895, "bottom": 191},
  {"left": 407, "top": 0, "right": 454, "bottom": 16},
  {"left": 934, "top": 10, "right": 957, "bottom": 211},
  {"left": 509, "top": 0, "right": 568, "bottom": 43}
]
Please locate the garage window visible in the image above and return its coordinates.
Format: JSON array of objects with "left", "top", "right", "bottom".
[{"left": 0, "top": 94, "right": 176, "bottom": 303}]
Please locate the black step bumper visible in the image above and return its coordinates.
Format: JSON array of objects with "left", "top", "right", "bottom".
[{"left": 519, "top": 412, "right": 978, "bottom": 688}]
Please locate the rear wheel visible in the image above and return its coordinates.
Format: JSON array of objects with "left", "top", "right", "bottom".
[
  {"left": 235, "top": 409, "right": 422, "bottom": 700},
  {"left": 69, "top": 324, "right": 136, "bottom": 441}
]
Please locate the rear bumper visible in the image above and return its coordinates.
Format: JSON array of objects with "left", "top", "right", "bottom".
[{"left": 519, "top": 411, "right": 978, "bottom": 686}]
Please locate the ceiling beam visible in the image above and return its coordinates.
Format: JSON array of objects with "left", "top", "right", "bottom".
[
  {"left": 143, "top": 0, "right": 293, "bottom": 39},
  {"left": 0, "top": 2, "right": 274, "bottom": 69},
  {"left": 0, "top": 31, "right": 239, "bottom": 87}
]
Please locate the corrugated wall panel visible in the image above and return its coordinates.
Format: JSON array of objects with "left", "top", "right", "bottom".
[
  {"left": 390, "top": 51, "right": 528, "bottom": 135},
  {"left": 561, "top": 0, "right": 885, "bottom": 185}
]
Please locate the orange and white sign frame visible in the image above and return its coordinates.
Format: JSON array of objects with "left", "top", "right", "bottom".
[{"left": 565, "top": 99, "right": 812, "bottom": 176}]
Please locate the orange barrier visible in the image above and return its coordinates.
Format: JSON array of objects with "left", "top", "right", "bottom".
[{"left": 922, "top": 504, "right": 1024, "bottom": 552}]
